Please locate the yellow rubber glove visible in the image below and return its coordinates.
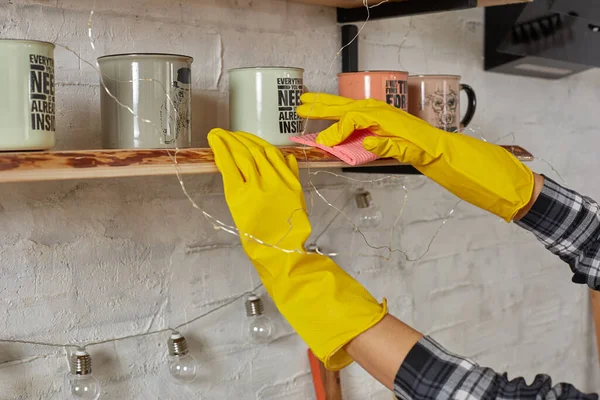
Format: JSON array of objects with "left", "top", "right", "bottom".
[
  {"left": 208, "top": 129, "right": 387, "bottom": 370},
  {"left": 297, "top": 93, "right": 534, "bottom": 222}
]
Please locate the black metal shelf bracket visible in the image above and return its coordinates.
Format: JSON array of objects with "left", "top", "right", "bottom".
[
  {"left": 341, "top": 24, "right": 359, "bottom": 73},
  {"left": 341, "top": 165, "right": 422, "bottom": 175},
  {"left": 336, "top": 0, "right": 477, "bottom": 24}
]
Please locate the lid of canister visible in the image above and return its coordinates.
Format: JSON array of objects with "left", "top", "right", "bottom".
[
  {"left": 228, "top": 66, "right": 304, "bottom": 72},
  {"left": 337, "top": 70, "right": 408, "bottom": 75},
  {"left": 0, "top": 38, "right": 55, "bottom": 48},
  {"left": 97, "top": 53, "right": 194, "bottom": 62},
  {"left": 408, "top": 74, "right": 461, "bottom": 79}
]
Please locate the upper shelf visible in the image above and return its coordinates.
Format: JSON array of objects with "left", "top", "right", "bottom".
[
  {"left": 0, "top": 145, "right": 533, "bottom": 183},
  {"left": 288, "top": 0, "right": 533, "bottom": 23}
]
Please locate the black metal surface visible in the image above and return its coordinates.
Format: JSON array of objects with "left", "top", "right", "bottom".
[
  {"left": 342, "top": 165, "right": 421, "bottom": 175},
  {"left": 484, "top": 3, "right": 525, "bottom": 72},
  {"left": 484, "top": 4, "right": 593, "bottom": 79},
  {"left": 497, "top": 1, "right": 600, "bottom": 68},
  {"left": 337, "top": 0, "right": 477, "bottom": 23},
  {"left": 341, "top": 24, "right": 359, "bottom": 73},
  {"left": 550, "top": 0, "right": 600, "bottom": 25},
  {"left": 515, "top": 16, "right": 600, "bottom": 66}
]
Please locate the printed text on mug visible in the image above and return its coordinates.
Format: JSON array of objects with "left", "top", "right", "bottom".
[
  {"left": 277, "top": 77, "right": 303, "bottom": 135},
  {"left": 29, "top": 54, "right": 56, "bottom": 132},
  {"left": 385, "top": 80, "right": 407, "bottom": 111}
]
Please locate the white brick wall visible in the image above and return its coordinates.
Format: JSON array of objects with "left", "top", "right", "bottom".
[{"left": 1, "top": 1, "right": 600, "bottom": 399}]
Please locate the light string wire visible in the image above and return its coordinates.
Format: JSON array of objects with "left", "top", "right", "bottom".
[
  {"left": 0, "top": 0, "right": 423, "bottom": 361},
  {"left": 308, "top": 171, "right": 460, "bottom": 262},
  {"left": 3, "top": 4, "right": 456, "bottom": 356},
  {"left": 0, "top": 282, "right": 264, "bottom": 351},
  {"left": 0, "top": 4, "right": 282, "bottom": 354},
  {"left": 1, "top": 0, "right": 566, "bottom": 363},
  {"left": 466, "top": 125, "right": 565, "bottom": 183},
  {"left": 83, "top": 0, "right": 450, "bottom": 262},
  {"left": 296, "top": 0, "right": 459, "bottom": 261},
  {"left": 0, "top": 0, "right": 415, "bottom": 356},
  {"left": 397, "top": 16, "right": 413, "bottom": 70},
  {"left": 85, "top": 0, "right": 446, "bottom": 262},
  {"left": 55, "top": 30, "right": 313, "bottom": 257},
  {"left": 56, "top": 44, "right": 305, "bottom": 255},
  {"left": 299, "top": 0, "right": 391, "bottom": 216}
]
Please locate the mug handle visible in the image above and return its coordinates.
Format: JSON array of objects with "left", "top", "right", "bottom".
[{"left": 460, "top": 84, "right": 477, "bottom": 129}]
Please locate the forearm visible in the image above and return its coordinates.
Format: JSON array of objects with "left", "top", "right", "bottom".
[
  {"left": 396, "top": 335, "right": 597, "bottom": 400},
  {"left": 345, "top": 315, "right": 422, "bottom": 390},
  {"left": 345, "top": 315, "right": 597, "bottom": 400}
]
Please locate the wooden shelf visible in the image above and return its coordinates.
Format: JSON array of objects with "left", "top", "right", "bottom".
[{"left": 0, "top": 145, "right": 533, "bottom": 183}]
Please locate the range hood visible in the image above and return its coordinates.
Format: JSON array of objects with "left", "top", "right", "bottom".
[{"left": 485, "top": 0, "right": 600, "bottom": 79}]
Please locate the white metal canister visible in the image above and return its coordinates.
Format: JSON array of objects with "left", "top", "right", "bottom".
[
  {"left": 0, "top": 39, "right": 56, "bottom": 151},
  {"left": 98, "top": 53, "right": 193, "bottom": 149}
]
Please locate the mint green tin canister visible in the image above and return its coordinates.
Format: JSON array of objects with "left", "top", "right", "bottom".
[{"left": 0, "top": 39, "right": 56, "bottom": 151}]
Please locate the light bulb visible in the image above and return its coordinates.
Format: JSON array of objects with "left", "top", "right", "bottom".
[
  {"left": 66, "top": 349, "right": 101, "bottom": 400},
  {"left": 354, "top": 189, "right": 382, "bottom": 229},
  {"left": 167, "top": 332, "right": 198, "bottom": 385},
  {"left": 245, "top": 295, "right": 275, "bottom": 344}
]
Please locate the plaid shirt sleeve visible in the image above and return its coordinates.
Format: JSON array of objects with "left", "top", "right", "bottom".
[
  {"left": 514, "top": 175, "right": 600, "bottom": 290},
  {"left": 393, "top": 176, "right": 600, "bottom": 400},
  {"left": 394, "top": 336, "right": 598, "bottom": 399}
]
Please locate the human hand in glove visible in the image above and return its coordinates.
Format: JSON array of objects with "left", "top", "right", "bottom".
[
  {"left": 207, "top": 128, "right": 388, "bottom": 370},
  {"left": 297, "top": 93, "right": 536, "bottom": 222}
]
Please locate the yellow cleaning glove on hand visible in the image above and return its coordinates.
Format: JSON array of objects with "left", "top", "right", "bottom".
[
  {"left": 297, "top": 93, "right": 534, "bottom": 222},
  {"left": 208, "top": 129, "right": 387, "bottom": 370}
]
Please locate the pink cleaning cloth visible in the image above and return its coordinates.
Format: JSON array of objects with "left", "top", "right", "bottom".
[{"left": 289, "top": 130, "right": 380, "bottom": 166}]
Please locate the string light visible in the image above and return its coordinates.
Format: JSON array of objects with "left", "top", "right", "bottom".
[
  {"left": 71, "top": 0, "right": 539, "bottom": 264},
  {"left": 66, "top": 348, "right": 101, "bottom": 400},
  {"left": 306, "top": 172, "right": 457, "bottom": 262},
  {"left": 57, "top": 1, "right": 441, "bottom": 265},
  {"left": 244, "top": 294, "right": 275, "bottom": 345},
  {"left": 0, "top": 3, "right": 459, "bottom": 367},
  {"left": 353, "top": 188, "right": 383, "bottom": 229},
  {"left": 0, "top": 3, "right": 569, "bottom": 394},
  {"left": 292, "top": 0, "right": 451, "bottom": 261},
  {"left": 166, "top": 332, "right": 199, "bottom": 385},
  {"left": 0, "top": 281, "right": 264, "bottom": 347},
  {"left": 69, "top": 0, "right": 447, "bottom": 260}
]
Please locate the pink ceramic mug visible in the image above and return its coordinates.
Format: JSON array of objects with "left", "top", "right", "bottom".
[{"left": 338, "top": 71, "right": 409, "bottom": 111}]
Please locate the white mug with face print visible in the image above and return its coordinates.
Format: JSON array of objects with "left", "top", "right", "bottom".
[{"left": 408, "top": 75, "right": 477, "bottom": 132}]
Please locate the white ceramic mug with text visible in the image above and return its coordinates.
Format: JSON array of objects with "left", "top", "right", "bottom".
[
  {"left": 0, "top": 39, "right": 56, "bottom": 151},
  {"left": 229, "top": 67, "right": 305, "bottom": 146}
]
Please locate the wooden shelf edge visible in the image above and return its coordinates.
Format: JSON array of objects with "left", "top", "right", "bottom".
[{"left": 0, "top": 145, "right": 534, "bottom": 184}]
